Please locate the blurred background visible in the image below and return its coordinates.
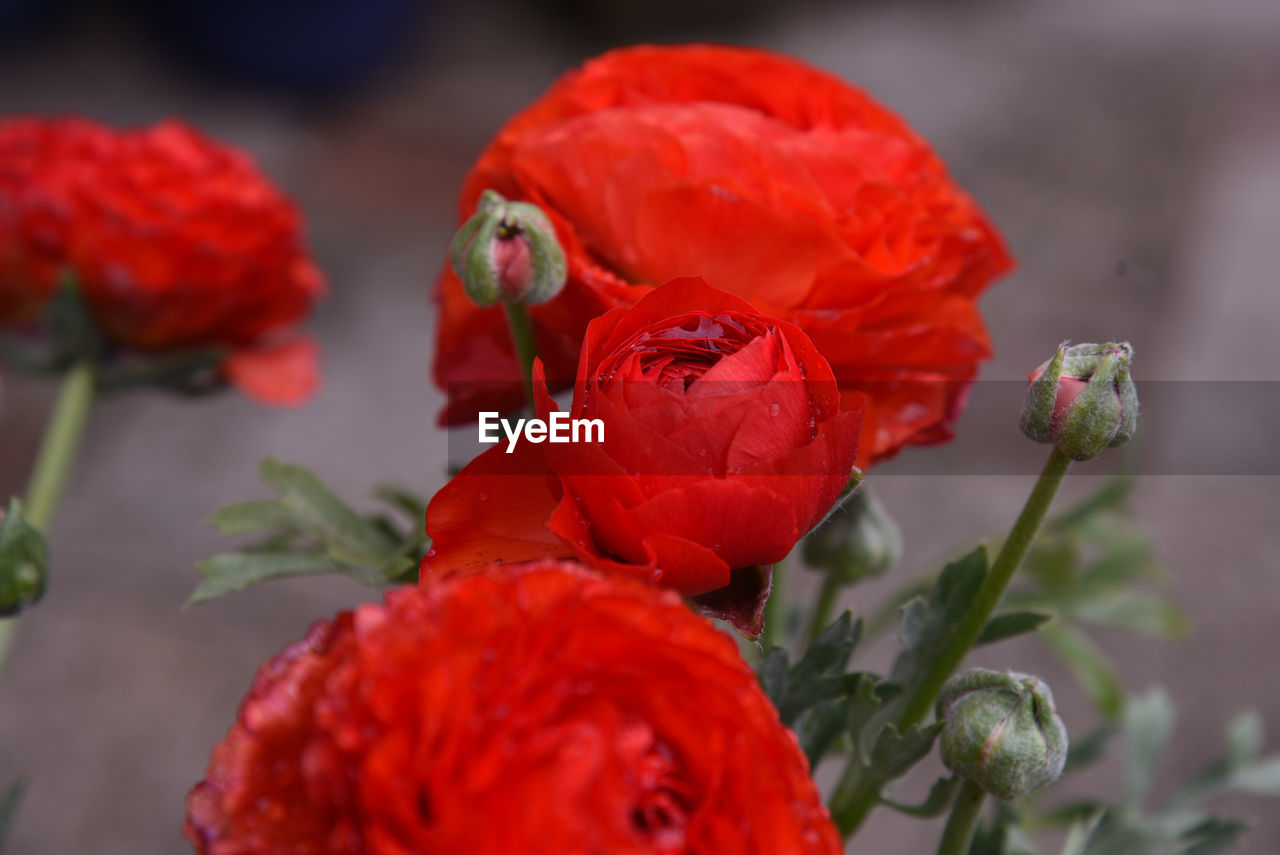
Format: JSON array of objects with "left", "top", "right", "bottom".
[{"left": 0, "top": 0, "right": 1278, "bottom": 851}]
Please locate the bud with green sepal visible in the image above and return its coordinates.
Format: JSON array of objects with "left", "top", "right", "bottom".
[
  {"left": 936, "top": 668, "right": 1068, "bottom": 802},
  {"left": 0, "top": 499, "right": 48, "bottom": 617},
  {"left": 449, "top": 190, "right": 567, "bottom": 307},
  {"left": 1020, "top": 341, "right": 1138, "bottom": 461},
  {"left": 804, "top": 487, "right": 902, "bottom": 585}
]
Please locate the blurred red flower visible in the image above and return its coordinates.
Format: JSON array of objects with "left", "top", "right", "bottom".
[
  {"left": 184, "top": 561, "right": 841, "bottom": 855},
  {"left": 425, "top": 278, "right": 862, "bottom": 635},
  {"left": 0, "top": 117, "right": 324, "bottom": 405},
  {"left": 432, "top": 43, "right": 1012, "bottom": 465}
]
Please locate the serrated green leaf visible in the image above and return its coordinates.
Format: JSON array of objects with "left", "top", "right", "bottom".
[
  {"left": 187, "top": 552, "right": 334, "bottom": 605},
  {"left": 798, "top": 697, "right": 852, "bottom": 767},
  {"left": 1122, "top": 689, "right": 1175, "bottom": 808},
  {"left": 206, "top": 500, "right": 296, "bottom": 535},
  {"left": 976, "top": 611, "right": 1053, "bottom": 646},
  {"left": 258, "top": 459, "right": 396, "bottom": 564},
  {"left": 880, "top": 775, "right": 959, "bottom": 818},
  {"left": 1041, "top": 623, "right": 1126, "bottom": 721},
  {"left": 868, "top": 721, "right": 942, "bottom": 784},
  {"left": 768, "top": 613, "right": 862, "bottom": 726},
  {"left": 759, "top": 647, "right": 790, "bottom": 705}
]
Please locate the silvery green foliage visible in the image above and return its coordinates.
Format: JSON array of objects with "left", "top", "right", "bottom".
[{"left": 189, "top": 459, "right": 430, "bottom": 604}]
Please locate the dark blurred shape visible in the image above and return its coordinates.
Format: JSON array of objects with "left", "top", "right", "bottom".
[
  {"left": 136, "top": 0, "right": 429, "bottom": 95},
  {"left": 0, "top": 0, "right": 76, "bottom": 48},
  {"left": 543, "top": 0, "right": 771, "bottom": 40}
]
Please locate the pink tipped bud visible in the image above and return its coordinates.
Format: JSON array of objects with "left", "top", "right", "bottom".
[
  {"left": 448, "top": 190, "right": 567, "bottom": 307},
  {"left": 1020, "top": 342, "right": 1138, "bottom": 461}
]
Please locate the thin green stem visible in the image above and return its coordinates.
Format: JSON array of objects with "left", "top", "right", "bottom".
[
  {"left": 807, "top": 573, "right": 843, "bottom": 644},
  {"left": 761, "top": 558, "right": 786, "bottom": 652},
  {"left": 937, "top": 779, "right": 986, "bottom": 855},
  {"left": 503, "top": 302, "right": 538, "bottom": 410},
  {"left": 0, "top": 361, "right": 97, "bottom": 678},
  {"left": 897, "top": 446, "right": 1071, "bottom": 729},
  {"left": 832, "top": 446, "right": 1072, "bottom": 836}
]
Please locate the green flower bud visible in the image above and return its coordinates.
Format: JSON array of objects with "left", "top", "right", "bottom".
[
  {"left": 448, "top": 190, "right": 567, "bottom": 307},
  {"left": 1020, "top": 341, "right": 1138, "bottom": 461},
  {"left": 803, "top": 488, "right": 902, "bottom": 583},
  {"left": 0, "top": 498, "right": 48, "bottom": 617},
  {"left": 936, "top": 668, "right": 1068, "bottom": 801}
]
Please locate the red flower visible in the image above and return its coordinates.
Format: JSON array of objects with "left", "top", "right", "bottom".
[
  {"left": 432, "top": 43, "right": 1012, "bottom": 465},
  {"left": 0, "top": 117, "right": 324, "bottom": 405},
  {"left": 425, "top": 278, "right": 862, "bottom": 635},
  {"left": 184, "top": 561, "right": 842, "bottom": 855}
]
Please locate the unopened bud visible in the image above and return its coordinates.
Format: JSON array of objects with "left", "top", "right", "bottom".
[
  {"left": 803, "top": 488, "right": 901, "bottom": 583},
  {"left": 0, "top": 498, "right": 48, "bottom": 617},
  {"left": 448, "top": 190, "right": 567, "bottom": 307},
  {"left": 936, "top": 668, "right": 1068, "bottom": 801},
  {"left": 1020, "top": 341, "right": 1138, "bottom": 460}
]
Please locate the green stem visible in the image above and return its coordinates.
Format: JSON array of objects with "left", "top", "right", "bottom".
[
  {"left": 761, "top": 558, "right": 786, "bottom": 651},
  {"left": 832, "top": 446, "right": 1072, "bottom": 835},
  {"left": 0, "top": 361, "right": 97, "bottom": 677},
  {"left": 808, "top": 573, "right": 843, "bottom": 644},
  {"left": 504, "top": 302, "right": 538, "bottom": 410},
  {"left": 937, "top": 779, "right": 986, "bottom": 855},
  {"left": 898, "top": 446, "right": 1071, "bottom": 729}
]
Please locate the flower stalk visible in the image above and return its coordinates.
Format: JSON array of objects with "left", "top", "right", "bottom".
[
  {"left": 832, "top": 446, "right": 1072, "bottom": 834},
  {"left": 936, "top": 779, "right": 986, "bottom": 855},
  {"left": 0, "top": 361, "right": 97, "bottom": 677}
]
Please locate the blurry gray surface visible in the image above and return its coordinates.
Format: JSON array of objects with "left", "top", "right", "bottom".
[{"left": 0, "top": 0, "right": 1278, "bottom": 852}]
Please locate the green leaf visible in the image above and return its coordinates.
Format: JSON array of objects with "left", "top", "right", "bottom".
[
  {"left": 868, "top": 722, "right": 942, "bottom": 784},
  {"left": 0, "top": 777, "right": 25, "bottom": 853},
  {"left": 258, "top": 459, "right": 396, "bottom": 564},
  {"left": 1067, "top": 590, "right": 1189, "bottom": 640},
  {"left": 763, "top": 612, "right": 862, "bottom": 726},
  {"left": 1122, "top": 689, "right": 1175, "bottom": 808},
  {"left": 1181, "top": 817, "right": 1249, "bottom": 855},
  {"left": 1059, "top": 810, "right": 1104, "bottom": 855},
  {"left": 1224, "top": 710, "right": 1263, "bottom": 766},
  {"left": 206, "top": 500, "right": 297, "bottom": 535},
  {"left": 854, "top": 548, "right": 985, "bottom": 761},
  {"left": 187, "top": 552, "right": 333, "bottom": 606},
  {"left": 798, "top": 697, "right": 852, "bottom": 767},
  {"left": 880, "top": 775, "right": 960, "bottom": 818},
  {"left": 1041, "top": 623, "right": 1126, "bottom": 721},
  {"left": 976, "top": 611, "right": 1053, "bottom": 646},
  {"left": 373, "top": 484, "right": 429, "bottom": 524}
]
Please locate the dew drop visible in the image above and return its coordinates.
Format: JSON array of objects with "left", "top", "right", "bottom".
[{"left": 768, "top": 402, "right": 780, "bottom": 416}]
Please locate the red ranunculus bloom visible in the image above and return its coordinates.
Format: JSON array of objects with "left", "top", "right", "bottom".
[
  {"left": 425, "top": 278, "right": 862, "bottom": 635},
  {"left": 184, "top": 561, "right": 842, "bottom": 855},
  {"left": 0, "top": 117, "right": 324, "bottom": 405},
  {"left": 432, "top": 43, "right": 1012, "bottom": 465}
]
